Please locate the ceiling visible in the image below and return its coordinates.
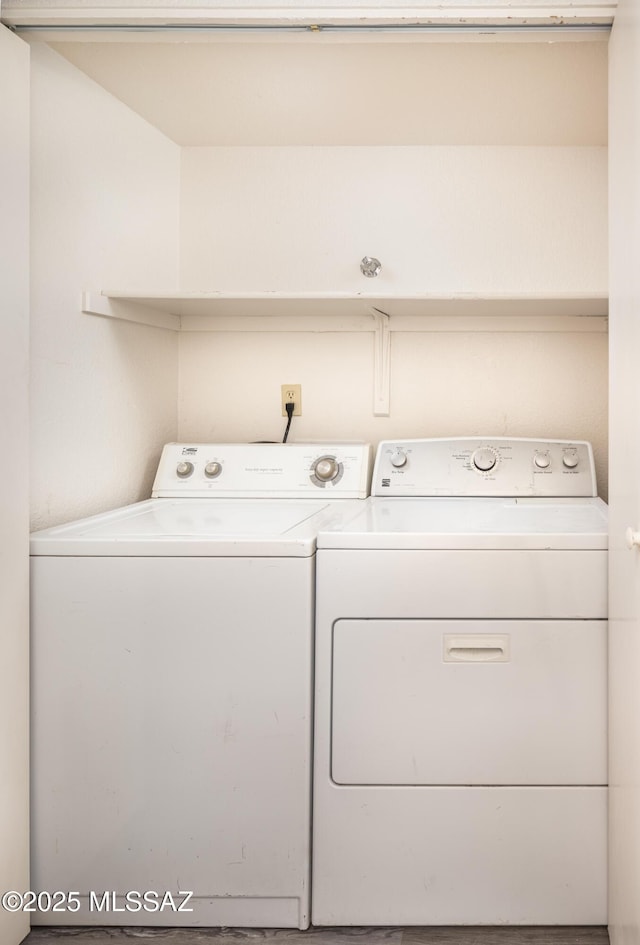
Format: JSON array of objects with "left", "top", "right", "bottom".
[{"left": 46, "top": 37, "right": 608, "bottom": 147}]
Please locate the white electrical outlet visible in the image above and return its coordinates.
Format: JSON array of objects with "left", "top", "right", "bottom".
[{"left": 281, "top": 384, "right": 302, "bottom": 416}]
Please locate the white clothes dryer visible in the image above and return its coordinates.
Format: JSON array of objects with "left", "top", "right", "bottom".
[
  {"left": 30, "top": 442, "right": 370, "bottom": 929},
  {"left": 312, "top": 437, "right": 608, "bottom": 926}
]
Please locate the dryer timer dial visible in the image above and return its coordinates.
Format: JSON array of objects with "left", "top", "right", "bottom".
[{"left": 472, "top": 448, "right": 497, "bottom": 472}]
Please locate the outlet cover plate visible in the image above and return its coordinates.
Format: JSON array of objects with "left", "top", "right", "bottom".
[{"left": 281, "top": 384, "right": 302, "bottom": 416}]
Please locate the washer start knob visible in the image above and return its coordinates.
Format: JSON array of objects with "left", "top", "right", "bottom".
[
  {"left": 313, "top": 457, "right": 339, "bottom": 482},
  {"left": 472, "top": 448, "right": 497, "bottom": 472},
  {"left": 176, "top": 461, "right": 194, "bottom": 478},
  {"left": 205, "top": 461, "right": 222, "bottom": 479},
  {"left": 563, "top": 452, "right": 579, "bottom": 469}
]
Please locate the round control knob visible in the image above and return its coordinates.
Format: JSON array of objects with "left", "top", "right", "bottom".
[
  {"left": 472, "top": 448, "right": 497, "bottom": 472},
  {"left": 176, "top": 461, "right": 194, "bottom": 478},
  {"left": 534, "top": 452, "right": 551, "bottom": 469},
  {"left": 390, "top": 450, "right": 408, "bottom": 468},
  {"left": 563, "top": 452, "right": 579, "bottom": 469},
  {"left": 204, "top": 461, "right": 222, "bottom": 479},
  {"left": 313, "top": 457, "right": 339, "bottom": 482}
]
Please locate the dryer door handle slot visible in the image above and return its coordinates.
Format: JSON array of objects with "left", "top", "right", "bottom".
[{"left": 443, "top": 634, "right": 510, "bottom": 663}]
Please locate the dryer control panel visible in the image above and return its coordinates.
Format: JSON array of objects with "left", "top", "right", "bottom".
[
  {"left": 372, "top": 438, "right": 597, "bottom": 497},
  {"left": 153, "top": 443, "right": 372, "bottom": 498}
]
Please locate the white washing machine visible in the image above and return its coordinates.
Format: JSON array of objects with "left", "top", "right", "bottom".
[
  {"left": 312, "top": 437, "right": 608, "bottom": 926},
  {"left": 30, "top": 442, "right": 370, "bottom": 929}
]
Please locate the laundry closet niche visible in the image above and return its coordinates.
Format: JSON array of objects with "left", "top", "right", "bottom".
[{"left": 26, "top": 31, "right": 609, "bottom": 531}]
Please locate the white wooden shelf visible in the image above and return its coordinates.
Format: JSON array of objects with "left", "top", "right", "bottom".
[
  {"left": 82, "top": 290, "right": 608, "bottom": 417},
  {"left": 83, "top": 290, "right": 608, "bottom": 329}
]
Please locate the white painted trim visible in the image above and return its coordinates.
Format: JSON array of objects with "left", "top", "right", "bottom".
[
  {"left": 0, "top": 23, "right": 30, "bottom": 945},
  {"left": 12, "top": 28, "right": 612, "bottom": 44},
  {"left": 177, "top": 314, "right": 608, "bottom": 332},
  {"left": 371, "top": 307, "right": 391, "bottom": 417},
  {"left": 2, "top": 4, "right": 616, "bottom": 28}
]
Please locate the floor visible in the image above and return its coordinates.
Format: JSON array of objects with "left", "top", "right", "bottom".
[{"left": 22, "top": 927, "right": 610, "bottom": 945}]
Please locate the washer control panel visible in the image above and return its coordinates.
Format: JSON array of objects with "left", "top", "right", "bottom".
[
  {"left": 152, "top": 443, "right": 371, "bottom": 498},
  {"left": 372, "top": 438, "right": 597, "bottom": 497}
]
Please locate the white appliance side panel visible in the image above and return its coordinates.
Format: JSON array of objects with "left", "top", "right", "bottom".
[
  {"left": 311, "top": 785, "right": 607, "bottom": 925},
  {"left": 30, "top": 556, "right": 313, "bottom": 928},
  {"left": 331, "top": 619, "right": 607, "bottom": 786},
  {"left": 316, "top": 549, "right": 607, "bottom": 619}
]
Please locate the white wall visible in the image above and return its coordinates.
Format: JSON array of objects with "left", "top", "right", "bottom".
[
  {"left": 178, "top": 329, "right": 608, "bottom": 496},
  {"left": 178, "top": 143, "right": 608, "bottom": 494},
  {"left": 180, "top": 145, "right": 607, "bottom": 296},
  {"left": 0, "top": 24, "right": 31, "bottom": 945},
  {"left": 29, "top": 44, "right": 181, "bottom": 530},
  {"left": 608, "top": 0, "right": 640, "bottom": 941}
]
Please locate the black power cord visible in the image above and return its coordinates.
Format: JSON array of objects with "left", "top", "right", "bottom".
[{"left": 282, "top": 401, "right": 295, "bottom": 443}]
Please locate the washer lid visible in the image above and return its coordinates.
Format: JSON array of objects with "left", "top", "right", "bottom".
[
  {"left": 30, "top": 498, "right": 367, "bottom": 556},
  {"left": 317, "top": 497, "right": 608, "bottom": 550}
]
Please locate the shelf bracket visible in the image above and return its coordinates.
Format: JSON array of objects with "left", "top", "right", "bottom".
[
  {"left": 82, "top": 291, "right": 181, "bottom": 331},
  {"left": 371, "top": 306, "right": 391, "bottom": 417}
]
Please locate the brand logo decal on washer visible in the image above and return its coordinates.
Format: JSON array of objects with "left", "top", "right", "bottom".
[
  {"left": 181, "top": 447, "right": 198, "bottom": 455},
  {"left": 381, "top": 478, "right": 391, "bottom": 487}
]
